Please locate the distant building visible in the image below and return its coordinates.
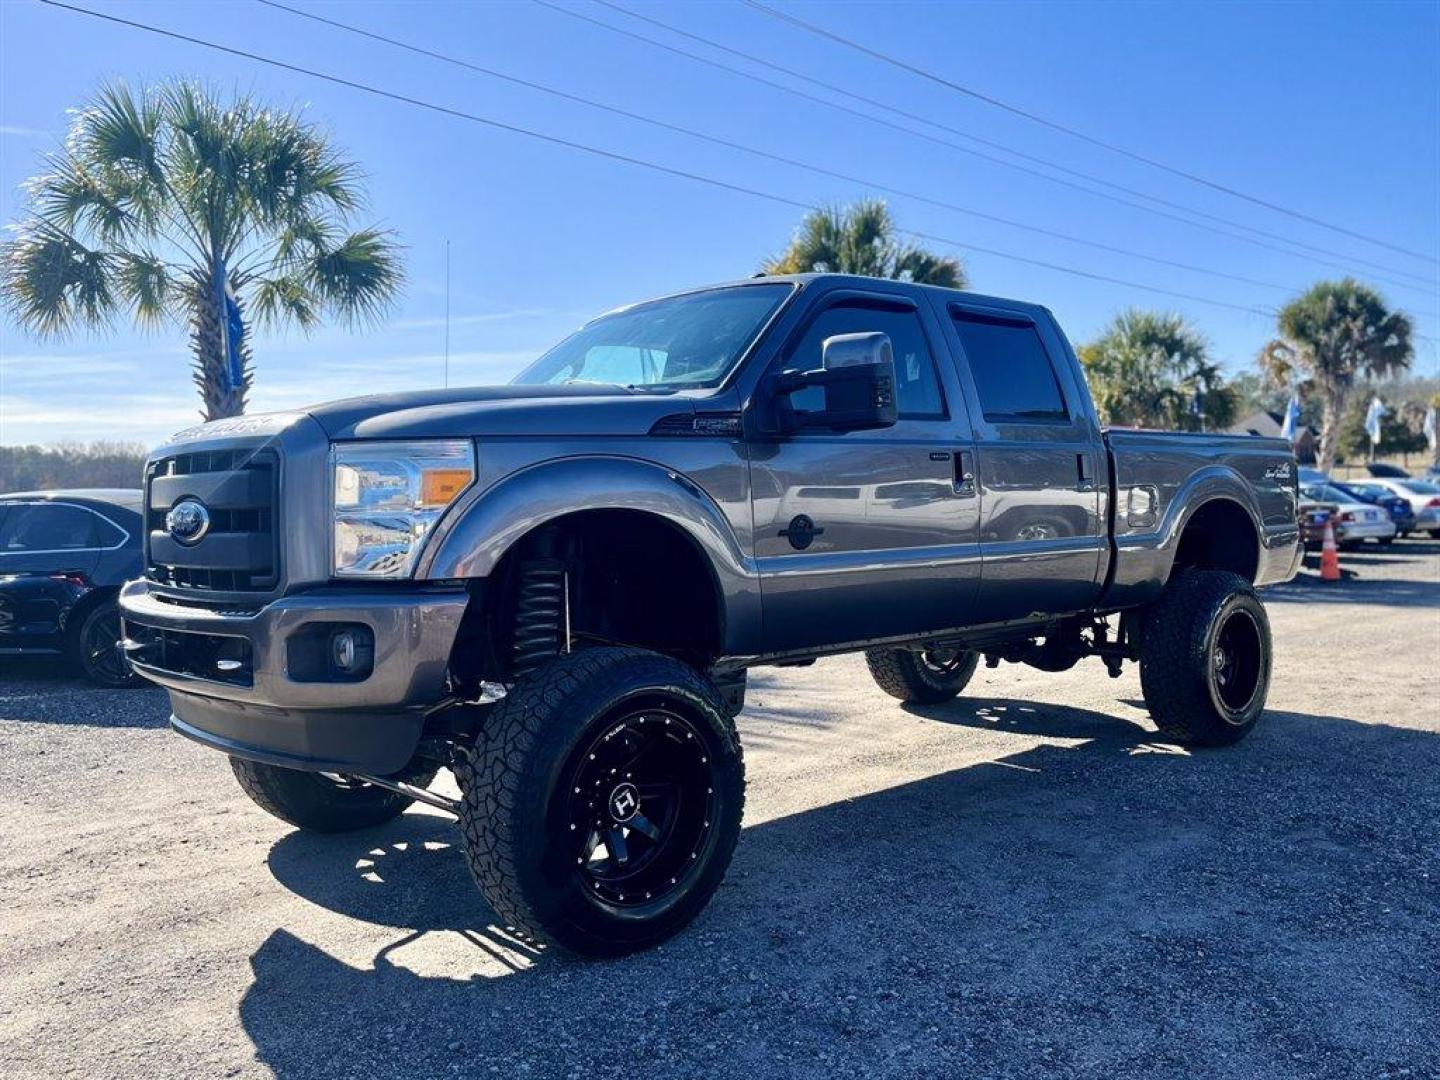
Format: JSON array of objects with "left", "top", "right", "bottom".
[{"left": 1227, "top": 409, "right": 1317, "bottom": 464}]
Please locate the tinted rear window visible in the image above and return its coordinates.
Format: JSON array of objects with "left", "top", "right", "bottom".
[
  {"left": 951, "top": 310, "right": 1067, "bottom": 421},
  {"left": 0, "top": 504, "right": 114, "bottom": 552}
]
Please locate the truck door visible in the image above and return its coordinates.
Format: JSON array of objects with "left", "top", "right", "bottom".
[
  {"left": 933, "top": 300, "right": 1106, "bottom": 625},
  {"left": 748, "top": 286, "right": 981, "bottom": 654}
]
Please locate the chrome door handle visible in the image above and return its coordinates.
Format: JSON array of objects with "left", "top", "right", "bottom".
[{"left": 953, "top": 449, "right": 977, "bottom": 497}]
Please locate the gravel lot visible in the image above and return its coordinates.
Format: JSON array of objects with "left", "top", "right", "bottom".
[{"left": 2, "top": 542, "right": 1438, "bottom": 1079}]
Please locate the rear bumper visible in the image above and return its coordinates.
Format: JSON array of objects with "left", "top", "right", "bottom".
[
  {"left": 118, "top": 579, "right": 468, "bottom": 773},
  {"left": 1342, "top": 519, "right": 1397, "bottom": 541}
]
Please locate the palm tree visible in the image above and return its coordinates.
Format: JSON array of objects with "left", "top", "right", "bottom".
[
  {"left": 0, "top": 81, "right": 403, "bottom": 421},
  {"left": 762, "top": 198, "right": 966, "bottom": 287},
  {"left": 1079, "top": 309, "right": 1236, "bottom": 431},
  {"left": 1257, "top": 280, "right": 1413, "bottom": 472}
]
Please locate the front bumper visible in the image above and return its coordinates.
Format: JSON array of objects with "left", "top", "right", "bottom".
[{"left": 119, "top": 579, "right": 468, "bottom": 773}]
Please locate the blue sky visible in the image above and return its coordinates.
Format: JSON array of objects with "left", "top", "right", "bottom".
[{"left": 2, "top": 0, "right": 1437, "bottom": 447}]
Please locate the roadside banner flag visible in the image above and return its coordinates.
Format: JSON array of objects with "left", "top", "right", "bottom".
[
  {"left": 1280, "top": 394, "right": 1301, "bottom": 441},
  {"left": 215, "top": 260, "right": 245, "bottom": 393},
  {"left": 1364, "top": 395, "right": 1386, "bottom": 448},
  {"left": 1425, "top": 405, "right": 1438, "bottom": 452}
]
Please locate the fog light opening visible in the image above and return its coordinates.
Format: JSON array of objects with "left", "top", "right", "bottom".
[
  {"left": 333, "top": 629, "right": 358, "bottom": 672},
  {"left": 325, "top": 624, "right": 374, "bottom": 680}
]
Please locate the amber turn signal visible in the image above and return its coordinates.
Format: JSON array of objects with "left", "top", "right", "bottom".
[{"left": 420, "top": 468, "right": 473, "bottom": 506}]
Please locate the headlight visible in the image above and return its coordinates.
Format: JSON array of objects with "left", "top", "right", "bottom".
[{"left": 331, "top": 440, "right": 475, "bottom": 578}]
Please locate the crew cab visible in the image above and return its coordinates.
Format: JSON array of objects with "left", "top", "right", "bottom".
[{"left": 120, "top": 274, "right": 1300, "bottom": 956}]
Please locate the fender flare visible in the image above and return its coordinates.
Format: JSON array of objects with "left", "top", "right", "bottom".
[
  {"left": 1107, "top": 465, "right": 1267, "bottom": 605},
  {"left": 417, "top": 455, "right": 761, "bottom": 655}
]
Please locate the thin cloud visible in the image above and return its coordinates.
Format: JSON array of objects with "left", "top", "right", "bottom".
[
  {"left": 0, "top": 124, "right": 50, "bottom": 138},
  {"left": 389, "top": 308, "right": 568, "bottom": 332}
]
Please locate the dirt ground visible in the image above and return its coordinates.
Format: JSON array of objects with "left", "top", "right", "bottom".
[{"left": 2, "top": 541, "right": 1437, "bottom": 1079}]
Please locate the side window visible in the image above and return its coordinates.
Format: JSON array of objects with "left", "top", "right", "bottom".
[
  {"left": 951, "top": 310, "right": 1067, "bottom": 422},
  {"left": 0, "top": 504, "right": 101, "bottom": 552},
  {"left": 785, "top": 302, "right": 945, "bottom": 420}
]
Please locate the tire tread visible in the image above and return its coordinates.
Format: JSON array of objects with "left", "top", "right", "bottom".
[{"left": 453, "top": 647, "right": 744, "bottom": 952}]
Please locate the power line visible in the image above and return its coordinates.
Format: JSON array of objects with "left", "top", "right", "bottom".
[
  {"left": 256, "top": 0, "right": 1375, "bottom": 305},
  {"left": 743, "top": 0, "right": 1440, "bottom": 268},
  {"left": 596, "top": 0, "right": 1435, "bottom": 289},
  {"left": 38, "top": 0, "right": 1285, "bottom": 322},
  {"left": 546, "top": 0, "right": 1435, "bottom": 295}
]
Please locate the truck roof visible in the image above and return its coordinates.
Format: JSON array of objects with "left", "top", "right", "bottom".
[
  {"left": 596, "top": 273, "right": 1052, "bottom": 324},
  {"left": 0, "top": 488, "right": 144, "bottom": 512}
]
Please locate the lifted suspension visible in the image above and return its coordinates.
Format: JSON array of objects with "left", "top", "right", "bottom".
[{"left": 983, "top": 615, "right": 1140, "bottom": 679}]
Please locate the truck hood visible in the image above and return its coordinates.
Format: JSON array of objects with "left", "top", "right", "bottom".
[{"left": 302, "top": 383, "right": 700, "bottom": 440}]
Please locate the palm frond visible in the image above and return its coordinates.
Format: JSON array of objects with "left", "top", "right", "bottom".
[
  {"left": 763, "top": 199, "right": 966, "bottom": 287},
  {"left": 0, "top": 220, "right": 115, "bottom": 336},
  {"left": 250, "top": 271, "right": 320, "bottom": 331},
  {"left": 114, "top": 251, "right": 178, "bottom": 328},
  {"left": 301, "top": 227, "right": 404, "bottom": 327}
]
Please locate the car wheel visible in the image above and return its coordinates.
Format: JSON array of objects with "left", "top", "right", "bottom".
[
  {"left": 229, "top": 758, "right": 439, "bottom": 832},
  {"left": 1139, "top": 570, "right": 1272, "bottom": 747},
  {"left": 865, "top": 646, "right": 979, "bottom": 704},
  {"left": 454, "top": 647, "right": 745, "bottom": 957},
  {"left": 74, "top": 601, "right": 142, "bottom": 688}
]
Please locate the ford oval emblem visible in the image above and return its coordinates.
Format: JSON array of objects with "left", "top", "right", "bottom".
[{"left": 165, "top": 499, "right": 211, "bottom": 546}]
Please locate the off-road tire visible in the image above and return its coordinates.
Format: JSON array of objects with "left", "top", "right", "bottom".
[
  {"left": 74, "top": 600, "right": 142, "bottom": 688},
  {"left": 454, "top": 647, "right": 745, "bottom": 958},
  {"left": 1139, "top": 570, "right": 1272, "bottom": 747},
  {"left": 229, "top": 758, "right": 439, "bottom": 832},
  {"left": 865, "top": 646, "right": 980, "bottom": 704}
]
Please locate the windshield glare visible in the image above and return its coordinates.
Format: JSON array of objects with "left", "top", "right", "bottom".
[{"left": 514, "top": 284, "right": 792, "bottom": 389}]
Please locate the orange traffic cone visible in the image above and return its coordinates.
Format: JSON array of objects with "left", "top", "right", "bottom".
[{"left": 1320, "top": 517, "right": 1341, "bottom": 582}]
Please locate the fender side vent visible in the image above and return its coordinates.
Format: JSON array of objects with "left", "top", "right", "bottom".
[{"left": 650, "top": 411, "right": 742, "bottom": 437}]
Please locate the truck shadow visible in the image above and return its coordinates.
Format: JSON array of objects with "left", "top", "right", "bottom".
[
  {"left": 1264, "top": 572, "right": 1440, "bottom": 608},
  {"left": 243, "top": 703, "right": 1440, "bottom": 1078}
]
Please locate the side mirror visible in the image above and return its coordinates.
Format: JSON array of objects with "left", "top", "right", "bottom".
[{"left": 773, "top": 331, "right": 898, "bottom": 433}]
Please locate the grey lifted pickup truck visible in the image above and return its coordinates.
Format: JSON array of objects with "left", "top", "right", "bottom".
[{"left": 120, "top": 274, "right": 1300, "bottom": 956}]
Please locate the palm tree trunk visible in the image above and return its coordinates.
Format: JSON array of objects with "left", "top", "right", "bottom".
[
  {"left": 1316, "top": 385, "right": 1345, "bottom": 474},
  {"left": 188, "top": 273, "right": 251, "bottom": 421}
]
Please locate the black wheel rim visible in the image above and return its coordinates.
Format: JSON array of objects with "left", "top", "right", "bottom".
[
  {"left": 83, "top": 611, "right": 128, "bottom": 684},
  {"left": 566, "top": 705, "right": 717, "bottom": 908},
  {"left": 1209, "top": 607, "right": 1264, "bottom": 720},
  {"left": 920, "top": 648, "right": 965, "bottom": 677}
]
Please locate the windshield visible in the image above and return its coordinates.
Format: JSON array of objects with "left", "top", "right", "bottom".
[
  {"left": 1303, "top": 484, "right": 1359, "bottom": 504},
  {"left": 1342, "top": 484, "right": 1386, "bottom": 501},
  {"left": 514, "top": 283, "right": 793, "bottom": 389},
  {"left": 1397, "top": 480, "right": 1440, "bottom": 495}
]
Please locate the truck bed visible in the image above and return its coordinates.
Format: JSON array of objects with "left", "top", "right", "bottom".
[{"left": 1101, "top": 428, "right": 1300, "bottom": 608}]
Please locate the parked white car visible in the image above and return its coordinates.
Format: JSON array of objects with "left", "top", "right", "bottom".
[
  {"left": 1355, "top": 478, "right": 1440, "bottom": 537},
  {"left": 1299, "top": 484, "right": 1398, "bottom": 547}
]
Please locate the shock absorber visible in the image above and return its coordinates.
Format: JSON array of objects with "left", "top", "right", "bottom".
[{"left": 510, "top": 558, "right": 568, "bottom": 679}]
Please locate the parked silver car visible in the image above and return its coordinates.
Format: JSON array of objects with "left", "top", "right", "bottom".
[
  {"left": 1299, "top": 484, "right": 1396, "bottom": 547},
  {"left": 1356, "top": 478, "right": 1440, "bottom": 537}
]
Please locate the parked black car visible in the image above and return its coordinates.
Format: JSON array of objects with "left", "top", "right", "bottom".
[
  {"left": 1364, "top": 462, "right": 1411, "bottom": 479},
  {"left": 1338, "top": 481, "right": 1417, "bottom": 537},
  {"left": 0, "top": 489, "right": 144, "bottom": 686}
]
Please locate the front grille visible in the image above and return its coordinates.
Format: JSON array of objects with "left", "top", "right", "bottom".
[{"left": 145, "top": 447, "right": 280, "bottom": 593}]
